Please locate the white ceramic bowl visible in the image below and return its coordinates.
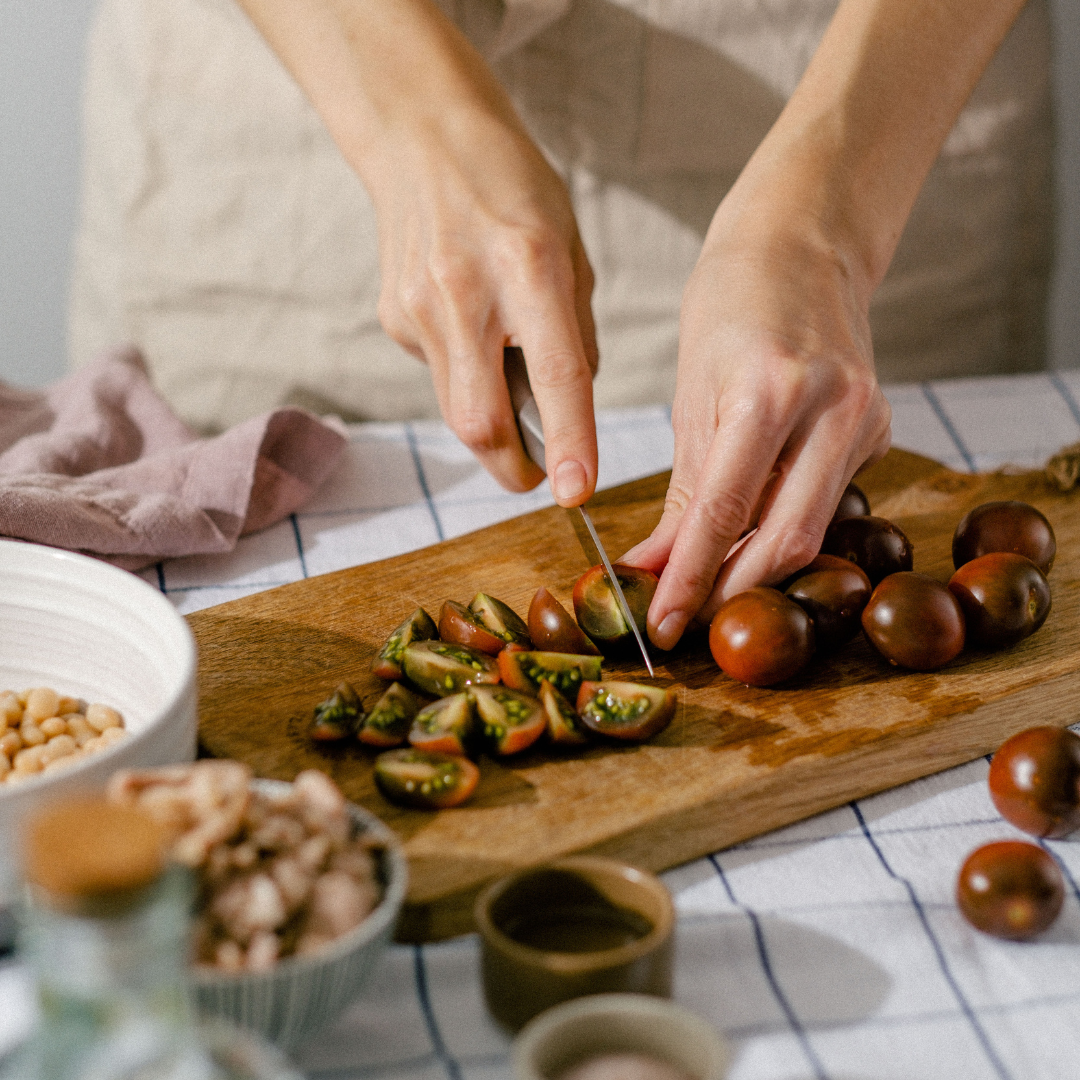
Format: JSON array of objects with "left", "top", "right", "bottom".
[
  {"left": 0, "top": 539, "right": 198, "bottom": 906},
  {"left": 191, "top": 780, "right": 408, "bottom": 1052}
]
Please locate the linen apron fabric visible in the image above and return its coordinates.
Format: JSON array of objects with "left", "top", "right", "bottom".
[{"left": 69, "top": 0, "right": 1054, "bottom": 434}]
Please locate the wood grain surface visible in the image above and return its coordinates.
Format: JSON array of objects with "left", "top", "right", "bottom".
[{"left": 191, "top": 448, "right": 1080, "bottom": 941}]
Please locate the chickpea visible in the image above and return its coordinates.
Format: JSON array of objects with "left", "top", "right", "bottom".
[
  {"left": 39, "top": 717, "right": 69, "bottom": 739},
  {"left": 86, "top": 704, "right": 123, "bottom": 733},
  {"left": 24, "top": 688, "right": 60, "bottom": 723},
  {"left": 20, "top": 724, "right": 46, "bottom": 748}
]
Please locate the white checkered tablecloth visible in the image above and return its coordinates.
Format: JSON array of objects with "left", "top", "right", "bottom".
[{"left": 11, "top": 372, "right": 1080, "bottom": 1080}]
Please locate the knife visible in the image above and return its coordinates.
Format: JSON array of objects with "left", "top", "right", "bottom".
[{"left": 504, "top": 346, "right": 655, "bottom": 676}]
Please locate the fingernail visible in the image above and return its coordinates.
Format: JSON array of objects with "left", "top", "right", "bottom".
[
  {"left": 653, "top": 610, "right": 689, "bottom": 651},
  {"left": 553, "top": 460, "right": 587, "bottom": 503}
]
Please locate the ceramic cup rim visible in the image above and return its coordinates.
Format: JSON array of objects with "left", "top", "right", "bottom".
[{"left": 474, "top": 855, "right": 674, "bottom": 975}]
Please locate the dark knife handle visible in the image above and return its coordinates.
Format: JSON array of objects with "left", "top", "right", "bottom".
[{"left": 504, "top": 346, "right": 547, "bottom": 472}]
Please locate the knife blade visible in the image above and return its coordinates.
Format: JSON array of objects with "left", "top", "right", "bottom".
[{"left": 504, "top": 346, "right": 655, "bottom": 676}]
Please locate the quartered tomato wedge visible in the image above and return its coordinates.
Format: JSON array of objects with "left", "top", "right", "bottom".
[
  {"left": 472, "top": 686, "right": 546, "bottom": 755},
  {"left": 576, "top": 680, "right": 675, "bottom": 742},
  {"left": 372, "top": 607, "right": 438, "bottom": 680},
  {"left": 358, "top": 682, "right": 424, "bottom": 748},
  {"left": 528, "top": 587, "right": 600, "bottom": 655},
  {"left": 538, "top": 679, "right": 590, "bottom": 746},
  {"left": 374, "top": 749, "right": 481, "bottom": 810},
  {"left": 439, "top": 600, "right": 506, "bottom": 655},
  {"left": 408, "top": 692, "right": 478, "bottom": 756},
  {"left": 469, "top": 593, "right": 532, "bottom": 648},
  {"left": 497, "top": 650, "right": 603, "bottom": 699},
  {"left": 309, "top": 682, "right": 364, "bottom": 742},
  {"left": 402, "top": 641, "right": 501, "bottom": 697},
  {"left": 572, "top": 565, "right": 658, "bottom": 651}
]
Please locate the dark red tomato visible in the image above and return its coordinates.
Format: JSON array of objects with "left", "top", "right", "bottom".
[
  {"left": 528, "top": 587, "right": 600, "bottom": 655},
  {"left": 988, "top": 726, "right": 1080, "bottom": 838},
  {"left": 948, "top": 552, "right": 1051, "bottom": 650},
  {"left": 439, "top": 600, "right": 506, "bottom": 656},
  {"left": 832, "top": 481, "right": 871, "bottom": 523},
  {"left": 780, "top": 553, "right": 865, "bottom": 591},
  {"left": 498, "top": 650, "right": 603, "bottom": 698},
  {"left": 468, "top": 593, "right": 532, "bottom": 648},
  {"left": 708, "top": 587, "right": 815, "bottom": 687},
  {"left": 953, "top": 500, "right": 1056, "bottom": 574},
  {"left": 537, "top": 679, "right": 590, "bottom": 746},
  {"left": 785, "top": 564, "right": 872, "bottom": 653},
  {"left": 372, "top": 607, "right": 438, "bottom": 680},
  {"left": 861, "top": 572, "right": 964, "bottom": 671},
  {"left": 402, "top": 641, "right": 500, "bottom": 697},
  {"left": 956, "top": 841, "right": 1064, "bottom": 940},
  {"left": 408, "top": 692, "right": 477, "bottom": 756},
  {"left": 309, "top": 682, "right": 364, "bottom": 742},
  {"left": 374, "top": 749, "right": 480, "bottom": 810},
  {"left": 472, "top": 686, "right": 546, "bottom": 755},
  {"left": 358, "top": 682, "right": 423, "bottom": 748},
  {"left": 572, "top": 564, "right": 658, "bottom": 651},
  {"left": 821, "top": 516, "right": 913, "bottom": 586},
  {"left": 576, "top": 681, "right": 676, "bottom": 742}
]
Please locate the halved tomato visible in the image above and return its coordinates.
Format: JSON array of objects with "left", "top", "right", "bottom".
[
  {"left": 439, "top": 600, "right": 506, "bottom": 655},
  {"left": 358, "top": 682, "right": 424, "bottom": 748},
  {"left": 309, "top": 682, "right": 364, "bottom": 742},
  {"left": 497, "top": 650, "right": 603, "bottom": 698},
  {"left": 408, "top": 692, "right": 478, "bottom": 756},
  {"left": 469, "top": 593, "right": 532, "bottom": 648},
  {"left": 372, "top": 607, "right": 438, "bottom": 680},
  {"left": 402, "top": 641, "right": 501, "bottom": 697},
  {"left": 576, "top": 680, "right": 675, "bottom": 742},
  {"left": 528, "top": 587, "right": 600, "bottom": 655},
  {"left": 572, "top": 565, "right": 658, "bottom": 651},
  {"left": 538, "top": 679, "right": 590, "bottom": 746},
  {"left": 472, "top": 686, "right": 546, "bottom": 755},
  {"left": 374, "top": 749, "right": 480, "bottom": 810}
]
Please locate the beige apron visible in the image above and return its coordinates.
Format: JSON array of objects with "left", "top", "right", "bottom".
[{"left": 70, "top": 0, "right": 1053, "bottom": 433}]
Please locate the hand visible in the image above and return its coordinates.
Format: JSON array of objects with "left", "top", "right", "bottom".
[{"left": 621, "top": 197, "right": 892, "bottom": 649}]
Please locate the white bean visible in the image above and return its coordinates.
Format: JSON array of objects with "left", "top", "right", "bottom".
[
  {"left": 24, "top": 688, "right": 60, "bottom": 723},
  {"left": 39, "top": 716, "right": 68, "bottom": 739},
  {"left": 86, "top": 703, "right": 123, "bottom": 732}
]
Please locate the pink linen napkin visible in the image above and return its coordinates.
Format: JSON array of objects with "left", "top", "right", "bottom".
[{"left": 0, "top": 346, "right": 347, "bottom": 570}]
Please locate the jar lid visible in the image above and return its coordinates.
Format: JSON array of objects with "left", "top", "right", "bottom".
[{"left": 24, "top": 798, "right": 166, "bottom": 902}]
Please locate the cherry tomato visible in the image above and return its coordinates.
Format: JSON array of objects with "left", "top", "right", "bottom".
[
  {"left": 402, "top": 641, "right": 500, "bottom": 697},
  {"left": 953, "top": 500, "right": 1056, "bottom": 574},
  {"left": 537, "top": 679, "right": 590, "bottom": 746},
  {"left": 372, "top": 607, "right": 437, "bottom": 680},
  {"left": 439, "top": 600, "right": 507, "bottom": 655},
  {"left": 780, "top": 553, "right": 865, "bottom": 591},
  {"left": 468, "top": 593, "right": 532, "bottom": 648},
  {"left": 948, "top": 552, "right": 1051, "bottom": 650},
  {"left": 309, "top": 682, "right": 364, "bottom": 742},
  {"left": 528, "top": 587, "right": 600, "bottom": 655},
  {"left": 358, "top": 682, "right": 424, "bottom": 748},
  {"left": 820, "top": 516, "right": 913, "bottom": 586},
  {"left": 576, "top": 681, "right": 676, "bottom": 742},
  {"left": 956, "top": 841, "right": 1064, "bottom": 940},
  {"left": 988, "top": 726, "right": 1080, "bottom": 838},
  {"left": 832, "top": 481, "right": 871, "bottom": 522},
  {"left": 497, "top": 650, "right": 603, "bottom": 699},
  {"left": 785, "top": 563, "right": 872, "bottom": 653},
  {"left": 709, "top": 587, "right": 815, "bottom": 687},
  {"left": 861, "top": 572, "right": 964, "bottom": 671},
  {"left": 472, "top": 686, "right": 546, "bottom": 755},
  {"left": 374, "top": 749, "right": 480, "bottom": 810},
  {"left": 572, "top": 564, "right": 658, "bottom": 651},
  {"left": 408, "top": 692, "right": 478, "bottom": 756}
]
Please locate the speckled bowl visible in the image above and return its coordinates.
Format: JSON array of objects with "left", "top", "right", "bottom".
[
  {"left": 0, "top": 539, "right": 197, "bottom": 908},
  {"left": 189, "top": 780, "right": 408, "bottom": 1052}
]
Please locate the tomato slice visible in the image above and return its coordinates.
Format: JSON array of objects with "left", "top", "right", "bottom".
[
  {"left": 402, "top": 641, "right": 501, "bottom": 697},
  {"left": 469, "top": 593, "right": 532, "bottom": 648},
  {"left": 572, "top": 565, "right": 658, "bottom": 651},
  {"left": 372, "top": 607, "right": 438, "bottom": 680},
  {"left": 408, "top": 692, "right": 478, "bottom": 756},
  {"left": 439, "top": 600, "right": 506, "bottom": 655},
  {"left": 472, "top": 686, "right": 546, "bottom": 755},
  {"left": 358, "top": 682, "right": 424, "bottom": 748},
  {"left": 497, "top": 650, "right": 603, "bottom": 699},
  {"left": 374, "top": 749, "right": 481, "bottom": 810},
  {"left": 309, "top": 682, "right": 364, "bottom": 742},
  {"left": 576, "top": 680, "right": 675, "bottom": 742},
  {"left": 538, "top": 679, "right": 590, "bottom": 746},
  {"left": 528, "top": 587, "right": 600, "bottom": 655}
]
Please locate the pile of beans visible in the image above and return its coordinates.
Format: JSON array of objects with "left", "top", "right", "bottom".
[{"left": 0, "top": 687, "right": 127, "bottom": 784}]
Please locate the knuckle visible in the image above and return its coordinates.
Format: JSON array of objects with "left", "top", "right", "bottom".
[
  {"left": 426, "top": 248, "right": 474, "bottom": 299},
  {"left": 769, "top": 524, "right": 823, "bottom": 579},
  {"left": 692, "top": 487, "right": 758, "bottom": 542},
  {"left": 450, "top": 409, "right": 505, "bottom": 454}
]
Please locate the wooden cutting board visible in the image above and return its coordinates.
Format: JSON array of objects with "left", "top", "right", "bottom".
[{"left": 191, "top": 448, "right": 1080, "bottom": 941}]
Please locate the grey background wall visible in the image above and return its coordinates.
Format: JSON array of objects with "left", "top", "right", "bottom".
[{"left": 1, "top": 0, "right": 1077, "bottom": 390}]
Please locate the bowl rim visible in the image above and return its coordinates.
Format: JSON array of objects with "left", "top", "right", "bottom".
[{"left": 188, "top": 777, "right": 408, "bottom": 985}]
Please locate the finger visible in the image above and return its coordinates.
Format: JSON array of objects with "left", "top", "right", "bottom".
[{"left": 572, "top": 241, "right": 600, "bottom": 377}]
